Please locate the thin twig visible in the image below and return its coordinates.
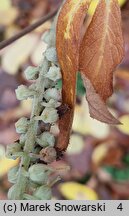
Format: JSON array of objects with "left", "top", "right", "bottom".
[{"left": 0, "top": 6, "right": 59, "bottom": 50}]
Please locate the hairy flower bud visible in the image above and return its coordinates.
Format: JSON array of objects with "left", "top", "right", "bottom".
[
  {"left": 42, "top": 99, "right": 61, "bottom": 108},
  {"left": 15, "top": 85, "right": 35, "bottom": 100},
  {"left": 8, "top": 184, "right": 18, "bottom": 200},
  {"left": 42, "top": 28, "right": 56, "bottom": 47},
  {"left": 6, "top": 142, "right": 22, "bottom": 159},
  {"left": 35, "top": 107, "right": 58, "bottom": 123},
  {"left": 15, "top": 117, "right": 29, "bottom": 134},
  {"left": 8, "top": 166, "right": 19, "bottom": 184},
  {"left": 36, "top": 132, "right": 55, "bottom": 148},
  {"left": 40, "top": 146, "right": 57, "bottom": 163},
  {"left": 28, "top": 164, "right": 53, "bottom": 184},
  {"left": 24, "top": 66, "right": 39, "bottom": 80},
  {"left": 45, "top": 47, "right": 57, "bottom": 63},
  {"left": 42, "top": 107, "right": 58, "bottom": 123},
  {"left": 44, "top": 88, "right": 61, "bottom": 101},
  {"left": 33, "top": 185, "right": 52, "bottom": 200},
  {"left": 45, "top": 66, "right": 61, "bottom": 81}
]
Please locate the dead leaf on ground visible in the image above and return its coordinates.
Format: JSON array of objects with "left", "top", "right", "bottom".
[
  {"left": 110, "top": 182, "right": 129, "bottom": 197},
  {"left": 0, "top": 70, "right": 19, "bottom": 110}
]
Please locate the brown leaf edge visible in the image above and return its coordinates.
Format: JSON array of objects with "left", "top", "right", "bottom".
[{"left": 81, "top": 74, "right": 121, "bottom": 125}]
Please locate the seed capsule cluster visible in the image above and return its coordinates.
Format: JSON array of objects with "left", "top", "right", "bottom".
[{"left": 6, "top": 21, "right": 62, "bottom": 200}]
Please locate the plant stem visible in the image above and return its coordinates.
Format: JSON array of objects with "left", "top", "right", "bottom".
[
  {"left": 14, "top": 58, "right": 50, "bottom": 199},
  {"left": 7, "top": 12, "right": 62, "bottom": 199}
]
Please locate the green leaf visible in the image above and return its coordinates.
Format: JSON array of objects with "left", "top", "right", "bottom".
[
  {"left": 57, "top": 72, "right": 85, "bottom": 96},
  {"left": 76, "top": 72, "right": 86, "bottom": 96}
]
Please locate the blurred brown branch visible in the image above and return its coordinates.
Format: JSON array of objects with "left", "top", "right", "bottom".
[{"left": 0, "top": 5, "right": 60, "bottom": 50}]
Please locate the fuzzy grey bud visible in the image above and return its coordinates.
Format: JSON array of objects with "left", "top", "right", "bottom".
[
  {"left": 35, "top": 107, "right": 58, "bottom": 123},
  {"left": 15, "top": 117, "right": 29, "bottom": 134},
  {"left": 8, "top": 184, "right": 18, "bottom": 200},
  {"left": 36, "top": 132, "right": 55, "bottom": 148},
  {"left": 15, "top": 85, "right": 35, "bottom": 100},
  {"left": 33, "top": 185, "right": 52, "bottom": 200},
  {"left": 28, "top": 164, "right": 53, "bottom": 184},
  {"left": 45, "top": 47, "right": 57, "bottom": 63},
  {"left": 41, "top": 107, "right": 58, "bottom": 123},
  {"left": 24, "top": 66, "right": 38, "bottom": 80},
  {"left": 8, "top": 166, "right": 19, "bottom": 184},
  {"left": 44, "top": 88, "right": 61, "bottom": 101},
  {"left": 42, "top": 99, "right": 61, "bottom": 108},
  {"left": 40, "top": 146, "right": 57, "bottom": 163},
  {"left": 6, "top": 143, "right": 22, "bottom": 159},
  {"left": 45, "top": 66, "right": 61, "bottom": 81},
  {"left": 42, "top": 29, "right": 56, "bottom": 46}
]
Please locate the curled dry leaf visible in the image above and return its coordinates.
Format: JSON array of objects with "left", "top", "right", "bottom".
[
  {"left": 82, "top": 75, "right": 121, "bottom": 124},
  {"left": 79, "top": 0, "right": 124, "bottom": 124},
  {"left": 56, "top": 0, "right": 91, "bottom": 151}
]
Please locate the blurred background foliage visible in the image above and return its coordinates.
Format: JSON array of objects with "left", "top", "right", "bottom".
[{"left": 0, "top": 0, "right": 129, "bottom": 200}]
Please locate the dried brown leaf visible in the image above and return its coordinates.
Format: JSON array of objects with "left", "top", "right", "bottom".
[
  {"left": 56, "top": 0, "right": 91, "bottom": 151},
  {"left": 56, "top": 0, "right": 124, "bottom": 151},
  {"left": 79, "top": 0, "right": 124, "bottom": 124},
  {"left": 81, "top": 75, "right": 120, "bottom": 124},
  {"left": 80, "top": 0, "right": 124, "bottom": 101}
]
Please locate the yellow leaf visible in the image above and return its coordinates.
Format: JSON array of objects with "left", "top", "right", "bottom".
[
  {"left": 0, "top": 0, "right": 11, "bottom": 10},
  {"left": 59, "top": 182, "right": 98, "bottom": 200},
  {"left": 31, "top": 41, "right": 47, "bottom": 65},
  {"left": 118, "top": 0, "right": 126, "bottom": 6},
  {"left": 0, "top": 157, "right": 19, "bottom": 177},
  {"left": 5, "top": 25, "right": 18, "bottom": 39},
  {"left": 2, "top": 34, "right": 38, "bottom": 74},
  {"left": 72, "top": 97, "right": 110, "bottom": 138},
  {"left": 92, "top": 143, "right": 109, "bottom": 165},
  {"left": 117, "top": 115, "right": 129, "bottom": 135},
  {"left": 0, "top": 7, "right": 18, "bottom": 26},
  {"left": 67, "top": 135, "right": 84, "bottom": 155}
]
